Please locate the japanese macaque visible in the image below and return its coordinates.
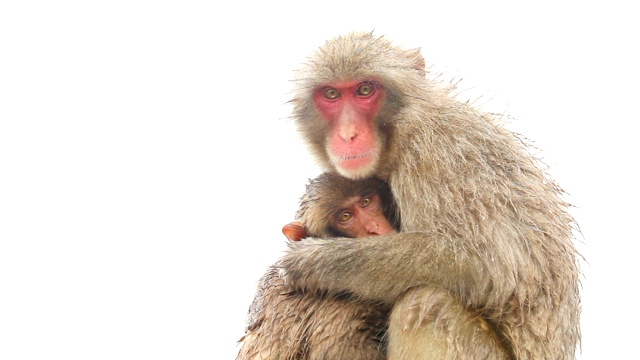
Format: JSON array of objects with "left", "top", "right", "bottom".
[
  {"left": 237, "top": 172, "right": 400, "bottom": 360},
  {"left": 273, "top": 32, "right": 581, "bottom": 359},
  {"left": 283, "top": 172, "right": 399, "bottom": 241}
]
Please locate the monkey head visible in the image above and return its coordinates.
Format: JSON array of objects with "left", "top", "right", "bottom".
[
  {"left": 295, "top": 172, "right": 399, "bottom": 238},
  {"left": 291, "top": 32, "right": 427, "bottom": 179}
]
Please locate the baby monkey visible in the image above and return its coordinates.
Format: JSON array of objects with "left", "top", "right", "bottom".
[
  {"left": 237, "top": 172, "right": 400, "bottom": 360},
  {"left": 283, "top": 172, "right": 400, "bottom": 241}
]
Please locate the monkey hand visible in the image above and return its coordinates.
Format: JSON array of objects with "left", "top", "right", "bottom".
[{"left": 282, "top": 221, "right": 307, "bottom": 241}]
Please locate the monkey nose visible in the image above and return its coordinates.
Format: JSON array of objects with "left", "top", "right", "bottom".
[
  {"left": 339, "top": 128, "right": 357, "bottom": 143},
  {"left": 365, "top": 221, "right": 380, "bottom": 235}
]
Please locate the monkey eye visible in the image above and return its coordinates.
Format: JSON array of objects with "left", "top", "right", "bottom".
[
  {"left": 361, "top": 196, "right": 373, "bottom": 207},
  {"left": 323, "top": 88, "right": 341, "bottom": 100},
  {"left": 355, "top": 82, "right": 375, "bottom": 97},
  {"left": 338, "top": 210, "right": 353, "bottom": 223}
]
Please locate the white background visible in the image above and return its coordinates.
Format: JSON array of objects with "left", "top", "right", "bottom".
[{"left": 1, "top": 1, "right": 637, "bottom": 359}]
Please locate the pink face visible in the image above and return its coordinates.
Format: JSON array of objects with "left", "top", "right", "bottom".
[
  {"left": 313, "top": 81, "right": 384, "bottom": 179},
  {"left": 331, "top": 192, "right": 396, "bottom": 238}
]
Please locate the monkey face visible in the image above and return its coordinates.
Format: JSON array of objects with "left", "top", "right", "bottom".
[
  {"left": 296, "top": 173, "right": 400, "bottom": 238},
  {"left": 330, "top": 192, "right": 396, "bottom": 238},
  {"left": 312, "top": 80, "right": 386, "bottom": 179}
]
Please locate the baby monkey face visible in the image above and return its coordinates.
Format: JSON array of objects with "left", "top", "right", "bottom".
[{"left": 332, "top": 192, "right": 396, "bottom": 238}]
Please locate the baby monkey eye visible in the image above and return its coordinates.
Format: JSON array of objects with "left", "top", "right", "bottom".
[
  {"left": 324, "top": 88, "right": 341, "bottom": 99},
  {"left": 361, "top": 196, "right": 373, "bottom": 207},
  {"left": 355, "top": 82, "right": 375, "bottom": 96},
  {"left": 338, "top": 210, "right": 353, "bottom": 223}
]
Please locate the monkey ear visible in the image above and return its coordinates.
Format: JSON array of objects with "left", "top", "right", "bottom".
[
  {"left": 407, "top": 48, "right": 427, "bottom": 77},
  {"left": 282, "top": 221, "right": 307, "bottom": 242}
]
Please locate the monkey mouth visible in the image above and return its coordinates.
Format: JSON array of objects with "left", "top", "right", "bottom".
[
  {"left": 331, "top": 151, "right": 378, "bottom": 176},
  {"left": 339, "top": 152, "right": 373, "bottom": 161}
]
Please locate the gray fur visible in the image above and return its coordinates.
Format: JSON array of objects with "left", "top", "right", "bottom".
[
  {"left": 238, "top": 32, "right": 581, "bottom": 359},
  {"left": 280, "top": 32, "right": 581, "bottom": 359}
]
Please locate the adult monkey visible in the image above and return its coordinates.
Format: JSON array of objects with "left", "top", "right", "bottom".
[
  {"left": 277, "top": 32, "right": 581, "bottom": 359},
  {"left": 237, "top": 172, "right": 400, "bottom": 360}
]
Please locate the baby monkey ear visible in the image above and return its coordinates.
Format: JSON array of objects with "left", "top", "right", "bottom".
[{"left": 282, "top": 221, "right": 307, "bottom": 242}]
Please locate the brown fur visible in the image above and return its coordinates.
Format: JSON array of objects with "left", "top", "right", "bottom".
[
  {"left": 277, "top": 32, "right": 581, "bottom": 359},
  {"left": 236, "top": 173, "right": 396, "bottom": 359},
  {"left": 236, "top": 267, "right": 389, "bottom": 360},
  {"left": 296, "top": 172, "right": 400, "bottom": 238}
]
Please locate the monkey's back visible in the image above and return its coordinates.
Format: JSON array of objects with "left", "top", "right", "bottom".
[{"left": 238, "top": 266, "right": 389, "bottom": 360}]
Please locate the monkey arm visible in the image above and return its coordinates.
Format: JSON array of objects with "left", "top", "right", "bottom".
[{"left": 279, "top": 232, "right": 517, "bottom": 307}]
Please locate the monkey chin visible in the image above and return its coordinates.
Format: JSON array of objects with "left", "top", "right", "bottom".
[{"left": 329, "top": 152, "right": 380, "bottom": 180}]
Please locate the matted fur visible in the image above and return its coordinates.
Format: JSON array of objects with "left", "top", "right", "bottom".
[
  {"left": 276, "top": 32, "right": 582, "bottom": 359},
  {"left": 237, "top": 173, "right": 396, "bottom": 360},
  {"left": 237, "top": 266, "right": 389, "bottom": 360}
]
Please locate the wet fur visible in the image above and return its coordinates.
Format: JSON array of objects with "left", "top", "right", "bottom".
[
  {"left": 237, "top": 173, "right": 398, "bottom": 359},
  {"left": 278, "top": 32, "right": 582, "bottom": 359}
]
